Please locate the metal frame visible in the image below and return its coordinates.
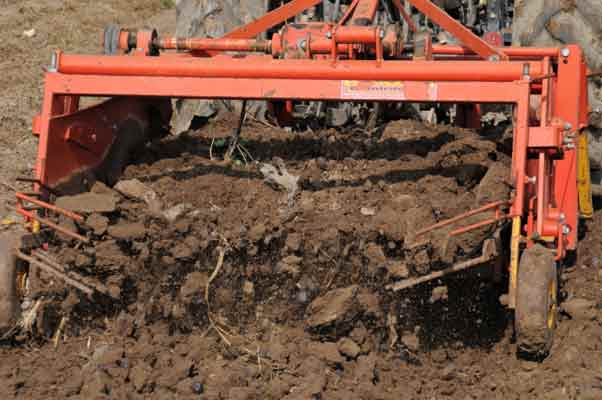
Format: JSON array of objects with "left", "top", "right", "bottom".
[{"left": 20, "top": 0, "right": 592, "bottom": 304}]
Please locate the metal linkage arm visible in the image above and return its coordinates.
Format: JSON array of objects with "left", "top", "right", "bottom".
[
  {"left": 403, "top": 0, "right": 508, "bottom": 60},
  {"left": 224, "top": 0, "right": 324, "bottom": 39}
]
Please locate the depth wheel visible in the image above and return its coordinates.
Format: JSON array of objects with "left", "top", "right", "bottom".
[
  {"left": 0, "top": 233, "right": 23, "bottom": 334},
  {"left": 515, "top": 244, "right": 558, "bottom": 358}
]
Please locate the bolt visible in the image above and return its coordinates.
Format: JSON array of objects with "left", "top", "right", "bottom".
[
  {"left": 298, "top": 39, "right": 307, "bottom": 50},
  {"left": 48, "top": 52, "right": 58, "bottom": 72},
  {"left": 489, "top": 55, "right": 500, "bottom": 62},
  {"left": 562, "top": 225, "right": 571, "bottom": 235},
  {"left": 561, "top": 47, "right": 570, "bottom": 58},
  {"left": 559, "top": 213, "right": 566, "bottom": 221},
  {"left": 326, "top": 31, "right": 332, "bottom": 39},
  {"left": 566, "top": 143, "right": 576, "bottom": 149},
  {"left": 564, "top": 122, "right": 573, "bottom": 131},
  {"left": 379, "top": 29, "right": 385, "bottom": 39}
]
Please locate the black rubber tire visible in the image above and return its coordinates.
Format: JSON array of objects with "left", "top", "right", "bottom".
[
  {"left": 515, "top": 244, "right": 558, "bottom": 358},
  {"left": 0, "top": 233, "right": 21, "bottom": 334}
]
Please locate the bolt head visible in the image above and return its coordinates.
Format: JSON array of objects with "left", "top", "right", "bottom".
[
  {"left": 326, "top": 31, "right": 332, "bottom": 39},
  {"left": 564, "top": 122, "right": 573, "bottom": 131},
  {"left": 562, "top": 225, "right": 571, "bottom": 235},
  {"left": 561, "top": 47, "right": 570, "bottom": 58}
]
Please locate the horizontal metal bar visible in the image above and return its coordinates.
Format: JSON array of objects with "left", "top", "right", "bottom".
[
  {"left": 56, "top": 54, "right": 545, "bottom": 82},
  {"left": 432, "top": 45, "right": 560, "bottom": 58},
  {"left": 46, "top": 74, "right": 524, "bottom": 104}
]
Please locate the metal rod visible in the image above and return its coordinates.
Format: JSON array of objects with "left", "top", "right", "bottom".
[
  {"left": 416, "top": 200, "right": 509, "bottom": 236},
  {"left": 16, "top": 192, "right": 84, "bottom": 222},
  {"left": 386, "top": 252, "right": 494, "bottom": 291},
  {"left": 17, "top": 251, "right": 94, "bottom": 296},
  {"left": 16, "top": 209, "right": 89, "bottom": 243},
  {"left": 449, "top": 216, "right": 509, "bottom": 236},
  {"left": 57, "top": 55, "right": 545, "bottom": 82},
  {"left": 30, "top": 251, "right": 112, "bottom": 296}
]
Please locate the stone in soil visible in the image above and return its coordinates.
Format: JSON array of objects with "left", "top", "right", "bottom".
[
  {"left": 55, "top": 192, "right": 118, "bottom": 213},
  {"left": 107, "top": 222, "right": 146, "bottom": 240},
  {"left": 305, "top": 285, "right": 360, "bottom": 330}
]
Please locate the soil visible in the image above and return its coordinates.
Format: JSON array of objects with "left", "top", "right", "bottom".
[{"left": 1, "top": 2, "right": 602, "bottom": 400}]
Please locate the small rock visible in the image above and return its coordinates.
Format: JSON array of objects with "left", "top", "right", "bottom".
[
  {"left": 349, "top": 323, "right": 369, "bottom": 345},
  {"left": 56, "top": 192, "right": 117, "bottom": 213},
  {"left": 563, "top": 298, "right": 595, "bottom": 320},
  {"left": 305, "top": 285, "right": 359, "bottom": 329},
  {"left": 23, "top": 28, "right": 36, "bottom": 38},
  {"left": 387, "top": 262, "right": 410, "bottom": 279},
  {"left": 81, "top": 370, "right": 112, "bottom": 397},
  {"left": 249, "top": 223, "right": 267, "bottom": 241},
  {"left": 307, "top": 341, "right": 344, "bottom": 364},
  {"left": 401, "top": 332, "right": 420, "bottom": 352},
  {"left": 86, "top": 213, "right": 109, "bottom": 235},
  {"left": 180, "top": 272, "right": 208, "bottom": 303},
  {"left": 114, "top": 179, "right": 163, "bottom": 213},
  {"left": 337, "top": 337, "right": 361, "bottom": 359},
  {"left": 163, "top": 203, "right": 193, "bottom": 222},
  {"left": 393, "top": 194, "right": 417, "bottom": 209},
  {"left": 171, "top": 243, "right": 193, "bottom": 260},
  {"left": 242, "top": 280, "right": 254, "bottom": 300},
  {"left": 440, "top": 363, "right": 456, "bottom": 381},
  {"left": 277, "top": 255, "right": 302, "bottom": 276},
  {"left": 130, "top": 363, "right": 150, "bottom": 393},
  {"left": 74, "top": 253, "right": 92, "bottom": 268},
  {"left": 285, "top": 233, "right": 302, "bottom": 252},
  {"left": 360, "top": 207, "right": 376, "bottom": 216},
  {"left": 108, "top": 222, "right": 146, "bottom": 240},
  {"left": 430, "top": 349, "right": 448, "bottom": 364},
  {"left": 430, "top": 286, "right": 448, "bottom": 303}
]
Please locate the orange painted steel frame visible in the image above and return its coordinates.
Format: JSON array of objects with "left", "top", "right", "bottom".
[{"left": 27, "top": 0, "right": 589, "bottom": 264}]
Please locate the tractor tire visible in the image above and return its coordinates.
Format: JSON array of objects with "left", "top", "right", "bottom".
[
  {"left": 515, "top": 244, "right": 558, "bottom": 358},
  {"left": 513, "top": 0, "right": 602, "bottom": 169},
  {"left": 0, "top": 233, "right": 22, "bottom": 334}
]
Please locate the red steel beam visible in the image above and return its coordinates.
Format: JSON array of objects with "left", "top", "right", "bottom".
[
  {"left": 432, "top": 45, "right": 559, "bottom": 58},
  {"left": 56, "top": 54, "right": 544, "bottom": 81},
  {"left": 406, "top": 0, "right": 507, "bottom": 60}
]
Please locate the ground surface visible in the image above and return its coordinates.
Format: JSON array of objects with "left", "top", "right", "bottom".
[{"left": 1, "top": 2, "right": 602, "bottom": 400}]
